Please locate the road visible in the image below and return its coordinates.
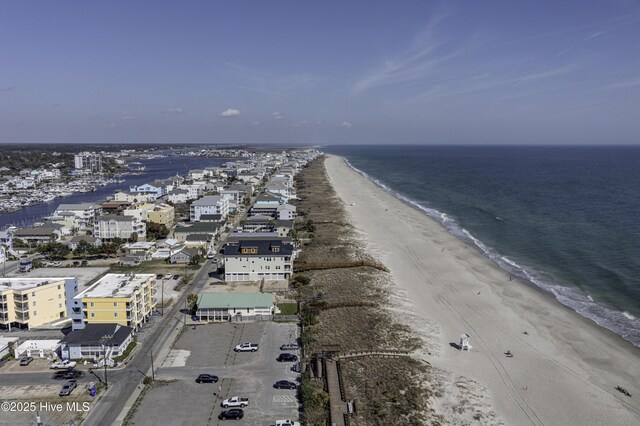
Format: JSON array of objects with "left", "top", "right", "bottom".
[{"left": 82, "top": 259, "right": 214, "bottom": 426}]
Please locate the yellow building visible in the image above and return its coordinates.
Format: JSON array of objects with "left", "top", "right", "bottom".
[
  {"left": 70, "top": 274, "right": 156, "bottom": 331},
  {"left": 0, "top": 277, "right": 78, "bottom": 330},
  {"left": 147, "top": 203, "right": 175, "bottom": 226}
]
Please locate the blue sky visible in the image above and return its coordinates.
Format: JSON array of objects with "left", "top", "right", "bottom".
[{"left": 1, "top": 0, "right": 639, "bottom": 145}]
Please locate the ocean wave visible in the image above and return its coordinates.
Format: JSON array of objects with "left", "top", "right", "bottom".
[{"left": 340, "top": 156, "right": 640, "bottom": 347}]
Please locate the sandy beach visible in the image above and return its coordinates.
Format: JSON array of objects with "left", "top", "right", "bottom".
[{"left": 324, "top": 154, "right": 640, "bottom": 425}]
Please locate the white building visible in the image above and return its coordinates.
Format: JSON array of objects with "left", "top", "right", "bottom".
[
  {"left": 54, "top": 203, "right": 101, "bottom": 229},
  {"left": 74, "top": 152, "right": 103, "bottom": 172},
  {"left": 222, "top": 239, "right": 293, "bottom": 281},
  {"left": 190, "top": 195, "right": 229, "bottom": 221},
  {"left": 167, "top": 189, "right": 189, "bottom": 204},
  {"left": 276, "top": 204, "right": 297, "bottom": 220},
  {"left": 94, "top": 215, "right": 146, "bottom": 241}
]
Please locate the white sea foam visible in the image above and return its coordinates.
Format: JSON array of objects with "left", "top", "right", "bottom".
[{"left": 339, "top": 156, "right": 640, "bottom": 347}]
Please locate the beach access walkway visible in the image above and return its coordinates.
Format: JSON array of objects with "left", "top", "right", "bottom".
[{"left": 325, "top": 358, "right": 348, "bottom": 426}]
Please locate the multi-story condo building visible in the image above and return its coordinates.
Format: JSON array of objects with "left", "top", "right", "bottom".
[
  {"left": 0, "top": 277, "right": 78, "bottom": 331},
  {"left": 74, "top": 152, "right": 103, "bottom": 172},
  {"left": 70, "top": 273, "right": 157, "bottom": 331},
  {"left": 94, "top": 215, "right": 146, "bottom": 241},
  {"left": 54, "top": 202, "right": 101, "bottom": 229},
  {"left": 190, "top": 195, "right": 229, "bottom": 221},
  {"left": 222, "top": 239, "right": 293, "bottom": 281}
]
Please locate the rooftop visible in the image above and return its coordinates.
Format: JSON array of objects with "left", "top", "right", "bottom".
[
  {"left": 0, "top": 277, "right": 73, "bottom": 292},
  {"left": 74, "top": 273, "right": 154, "bottom": 299},
  {"left": 197, "top": 292, "right": 274, "bottom": 309},
  {"left": 60, "top": 323, "right": 133, "bottom": 346}
]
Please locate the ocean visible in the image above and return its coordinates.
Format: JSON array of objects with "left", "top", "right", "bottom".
[{"left": 323, "top": 145, "right": 640, "bottom": 347}]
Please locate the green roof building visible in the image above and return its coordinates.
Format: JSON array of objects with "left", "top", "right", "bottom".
[{"left": 195, "top": 293, "right": 274, "bottom": 322}]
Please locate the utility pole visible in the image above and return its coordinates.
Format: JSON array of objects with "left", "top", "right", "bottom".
[
  {"left": 150, "top": 349, "right": 155, "bottom": 382},
  {"left": 161, "top": 278, "right": 164, "bottom": 316},
  {"left": 101, "top": 342, "right": 108, "bottom": 389}
]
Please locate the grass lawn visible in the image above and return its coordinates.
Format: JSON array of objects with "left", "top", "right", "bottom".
[{"left": 277, "top": 302, "right": 298, "bottom": 315}]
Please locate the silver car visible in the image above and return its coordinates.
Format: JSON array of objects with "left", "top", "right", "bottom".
[{"left": 59, "top": 380, "right": 77, "bottom": 397}]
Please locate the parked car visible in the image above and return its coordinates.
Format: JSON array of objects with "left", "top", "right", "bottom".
[
  {"left": 19, "top": 356, "right": 34, "bottom": 366},
  {"left": 273, "top": 380, "right": 297, "bottom": 390},
  {"left": 275, "top": 420, "right": 301, "bottom": 426},
  {"left": 218, "top": 408, "right": 244, "bottom": 420},
  {"left": 280, "top": 343, "right": 299, "bottom": 351},
  {"left": 221, "top": 396, "right": 249, "bottom": 408},
  {"left": 80, "top": 260, "right": 88, "bottom": 266},
  {"left": 59, "top": 380, "right": 77, "bottom": 396},
  {"left": 172, "top": 274, "right": 180, "bottom": 280},
  {"left": 156, "top": 274, "right": 164, "bottom": 280},
  {"left": 164, "top": 273, "right": 173, "bottom": 279},
  {"left": 54, "top": 370, "right": 82, "bottom": 380},
  {"left": 277, "top": 353, "right": 298, "bottom": 362},
  {"left": 50, "top": 360, "right": 77, "bottom": 370},
  {"left": 195, "top": 374, "right": 219, "bottom": 383},
  {"left": 234, "top": 342, "right": 258, "bottom": 352}
]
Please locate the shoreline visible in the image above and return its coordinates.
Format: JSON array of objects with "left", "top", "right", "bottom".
[
  {"left": 338, "top": 155, "right": 640, "bottom": 348},
  {"left": 324, "top": 154, "right": 640, "bottom": 425}
]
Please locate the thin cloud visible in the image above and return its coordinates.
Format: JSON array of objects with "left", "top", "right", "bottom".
[
  {"left": 164, "top": 107, "right": 183, "bottom": 114},
  {"left": 340, "top": 121, "right": 352, "bottom": 128},
  {"left": 121, "top": 115, "right": 139, "bottom": 121},
  {"left": 219, "top": 108, "right": 240, "bottom": 118},
  {"left": 0, "top": 86, "right": 16, "bottom": 92},
  {"left": 604, "top": 77, "right": 640, "bottom": 90},
  {"left": 351, "top": 12, "right": 456, "bottom": 95},
  {"left": 271, "top": 112, "right": 283, "bottom": 120}
]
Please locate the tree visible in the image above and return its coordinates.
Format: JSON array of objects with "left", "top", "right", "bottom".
[
  {"left": 129, "top": 232, "right": 138, "bottom": 243},
  {"left": 73, "top": 240, "right": 93, "bottom": 259},
  {"left": 37, "top": 242, "right": 70, "bottom": 260},
  {"left": 146, "top": 222, "right": 169, "bottom": 241},
  {"left": 187, "top": 293, "right": 199, "bottom": 313},
  {"left": 189, "top": 254, "right": 203, "bottom": 267}
]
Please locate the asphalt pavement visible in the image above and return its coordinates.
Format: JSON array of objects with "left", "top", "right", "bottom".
[{"left": 81, "top": 259, "right": 214, "bottom": 426}]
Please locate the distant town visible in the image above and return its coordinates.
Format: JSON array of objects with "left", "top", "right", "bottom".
[{"left": 0, "top": 147, "right": 318, "bottom": 425}]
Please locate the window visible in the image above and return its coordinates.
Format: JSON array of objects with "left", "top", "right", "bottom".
[
  {"left": 32, "top": 292, "right": 35, "bottom": 296},
  {"left": 33, "top": 301, "right": 36, "bottom": 306},
  {"left": 90, "top": 302, "right": 94, "bottom": 307},
  {"left": 59, "top": 303, "right": 62, "bottom": 308},
  {"left": 33, "top": 311, "right": 37, "bottom": 316},
  {"left": 91, "top": 313, "right": 95, "bottom": 318},
  {"left": 114, "top": 312, "right": 118, "bottom": 317},
  {"left": 114, "top": 302, "right": 118, "bottom": 307},
  {"left": 59, "top": 294, "right": 61, "bottom": 299},
  {"left": 57, "top": 285, "right": 61, "bottom": 290}
]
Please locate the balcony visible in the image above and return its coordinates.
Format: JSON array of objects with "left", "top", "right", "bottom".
[
  {"left": 15, "top": 312, "right": 30, "bottom": 322},
  {"left": 14, "top": 302, "right": 29, "bottom": 313}
]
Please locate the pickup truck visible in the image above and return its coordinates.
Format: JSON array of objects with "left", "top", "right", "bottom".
[
  {"left": 234, "top": 342, "right": 258, "bottom": 352},
  {"left": 221, "top": 396, "right": 250, "bottom": 408},
  {"left": 50, "top": 360, "right": 77, "bottom": 370}
]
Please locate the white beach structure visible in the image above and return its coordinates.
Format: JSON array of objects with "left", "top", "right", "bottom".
[{"left": 460, "top": 333, "right": 471, "bottom": 351}]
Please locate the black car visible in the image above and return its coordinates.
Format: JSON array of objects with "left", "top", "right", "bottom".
[
  {"left": 172, "top": 274, "right": 180, "bottom": 280},
  {"left": 277, "top": 353, "right": 298, "bottom": 362},
  {"left": 54, "top": 370, "right": 82, "bottom": 380},
  {"left": 156, "top": 274, "right": 164, "bottom": 280},
  {"left": 195, "top": 374, "right": 219, "bottom": 383},
  {"left": 218, "top": 408, "right": 244, "bottom": 420},
  {"left": 273, "top": 380, "right": 297, "bottom": 390}
]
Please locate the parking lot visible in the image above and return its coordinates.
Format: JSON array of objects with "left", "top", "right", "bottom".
[{"left": 128, "top": 321, "right": 300, "bottom": 426}]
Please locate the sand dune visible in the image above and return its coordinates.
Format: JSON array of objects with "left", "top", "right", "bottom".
[{"left": 325, "top": 154, "right": 640, "bottom": 425}]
